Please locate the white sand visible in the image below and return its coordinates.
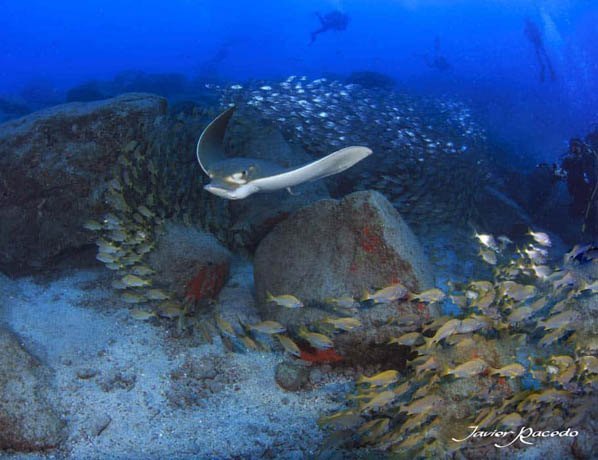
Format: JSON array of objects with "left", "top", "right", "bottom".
[{"left": 0, "top": 263, "right": 348, "bottom": 459}]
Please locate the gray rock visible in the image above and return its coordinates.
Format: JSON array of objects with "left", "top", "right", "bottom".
[
  {"left": 148, "top": 222, "right": 232, "bottom": 302},
  {"left": 254, "top": 190, "right": 436, "bottom": 360},
  {"left": 274, "top": 361, "right": 309, "bottom": 391},
  {"left": 0, "top": 327, "right": 65, "bottom": 451},
  {"left": 227, "top": 125, "right": 329, "bottom": 252},
  {"left": 0, "top": 93, "right": 167, "bottom": 275},
  {"left": 255, "top": 191, "right": 433, "bottom": 305}
]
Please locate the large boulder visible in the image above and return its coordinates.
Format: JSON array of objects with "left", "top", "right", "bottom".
[
  {"left": 0, "top": 327, "right": 65, "bottom": 451},
  {"left": 255, "top": 190, "right": 433, "bottom": 304},
  {"left": 253, "top": 191, "right": 436, "bottom": 361},
  {"left": 227, "top": 124, "right": 329, "bottom": 252},
  {"left": 0, "top": 93, "right": 167, "bottom": 275}
]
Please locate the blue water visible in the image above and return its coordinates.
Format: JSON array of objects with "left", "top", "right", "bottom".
[{"left": 1, "top": 0, "right": 597, "bottom": 163}]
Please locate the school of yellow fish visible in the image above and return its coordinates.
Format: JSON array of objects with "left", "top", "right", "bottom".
[
  {"left": 318, "top": 229, "right": 596, "bottom": 456},
  {"left": 82, "top": 118, "right": 229, "bottom": 328}
]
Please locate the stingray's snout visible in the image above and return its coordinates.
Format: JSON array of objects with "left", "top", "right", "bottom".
[{"left": 204, "top": 182, "right": 257, "bottom": 200}]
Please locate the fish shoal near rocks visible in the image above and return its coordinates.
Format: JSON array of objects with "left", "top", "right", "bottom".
[{"left": 253, "top": 190, "right": 437, "bottom": 363}]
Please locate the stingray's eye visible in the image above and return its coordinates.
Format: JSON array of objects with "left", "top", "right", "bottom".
[{"left": 230, "top": 172, "right": 247, "bottom": 183}]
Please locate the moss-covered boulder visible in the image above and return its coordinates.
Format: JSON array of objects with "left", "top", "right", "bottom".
[{"left": 0, "top": 93, "right": 167, "bottom": 275}]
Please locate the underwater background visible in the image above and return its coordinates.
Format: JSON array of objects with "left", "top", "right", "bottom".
[{"left": 0, "top": 0, "right": 597, "bottom": 459}]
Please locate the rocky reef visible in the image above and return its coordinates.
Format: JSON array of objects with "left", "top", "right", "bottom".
[
  {"left": 0, "top": 94, "right": 167, "bottom": 275},
  {"left": 0, "top": 89, "right": 595, "bottom": 459}
]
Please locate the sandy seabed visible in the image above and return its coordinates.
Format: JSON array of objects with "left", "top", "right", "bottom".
[{"left": 0, "top": 262, "right": 349, "bottom": 460}]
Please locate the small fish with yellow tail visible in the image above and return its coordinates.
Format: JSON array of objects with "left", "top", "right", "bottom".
[
  {"left": 414, "top": 356, "right": 439, "bottom": 376},
  {"left": 499, "top": 281, "right": 536, "bottom": 301},
  {"left": 398, "top": 412, "right": 432, "bottom": 434},
  {"left": 323, "top": 316, "right": 362, "bottom": 331},
  {"left": 130, "top": 309, "right": 156, "bottom": 321},
  {"left": 215, "top": 314, "right": 236, "bottom": 336},
  {"left": 324, "top": 296, "right": 358, "bottom": 309},
  {"left": 158, "top": 304, "right": 184, "bottom": 319},
  {"left": 457, "top": 315, "right": 490, "bottom": 333},
  {"left": 249, "top": 320, "right": 286, "bottom": 334},
  {"left": 507, "top": 306, "right": 534, "bottom": 324},
  {"left": 538, "top": 310, "right": 580, "bottom": 331},
  {"left": 528, "top": 229, "right": 552, "bottom": 247},
  {"left": 358, "top": 418, "right": 390, "bottom": 443},
  {"left": 527, "top": 389, "right": 571, "bottom": 405},
  {"left": 318, "top": 410, "right": 364, "bottom": 429},
  {"left": 361, "top": 282, "right": 408, "bottom": 304},
  {"left": 298, "top": 329, "right": 334, "bottom": 349},
  {"left": 130, "top": 265, "right": 155, "bottom": 276},
  {"left": 444, "top": 358, "right": 489, "bottom": 378},
  {"left": 359, "top": 390, "right": 396, "bottom": 412},
  {"left": 491, "top": 363, "right": 526, "bottom": 378},
  {"left": 266, "top": 291, "right": 303, "bottom": 308},
  {"left": 388, "top": 331, "right": 424, "bottom": 346},
  {"left": 411, "top": 288, "right": 445, "bottom": 304},
  {"left": 274, "top": 334, "right": 301, "bottom": 357},
  {"left": 357, "top": 370, "right": 399, "bottom": 387},
  {"left": 474, "top": 231, "right": 499, "bottom": 251},
  {"left": 83, "top": 220, "right": 103, "bottom": 231},
  {"left": 524, "top": 245, "right": 548, "bottom": 264},
  {"left": 97, "top": 252, "right": 119, "bottom": 264},
  {"left": 96, "top": 239, "right": 120, "bottom": 254},
  {"left": 121, "top": 291, "right": 147, "bottom": 304},
  {"left": 146, "top": 289, "right": 170, "bottom": 300},
  {"left": 538, "top": 328, "right": 568, "bottom": 347},
  {"left": 121, "top": 274, "right": 151, "bottom": 288},
  {"left": 479, "top": 248, "right": 497, "bottom": 265},
  {"left": 240, "top": 334, "right": 259, "bottom": 351},
  {"left": 428, "top": 318, "right": 461, "bottom": 344}
]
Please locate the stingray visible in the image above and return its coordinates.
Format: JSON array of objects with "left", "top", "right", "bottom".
[{"left": 196, "top": 106, "right": 372, "bottom": 199}]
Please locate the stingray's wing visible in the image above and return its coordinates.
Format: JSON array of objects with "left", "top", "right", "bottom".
[
  {"left": 196, "top": 106, "right": 235, "bottom": 175},
  {"left": 249, "top": 146, "right": 372, "bottom": 192}
]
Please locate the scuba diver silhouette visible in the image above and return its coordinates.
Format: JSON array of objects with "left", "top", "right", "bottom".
[
  {"left": 415, "top": 36, "right": 451, "bottom": 71},
  {"left": 524, "top": 17, "right": 556, "bottom": 82},
  {"left": 309, "top": 10, "right": 350, "bottom": 45},
  {"left": 560, "top": 137, "right": 598, "bottom": 235}
]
